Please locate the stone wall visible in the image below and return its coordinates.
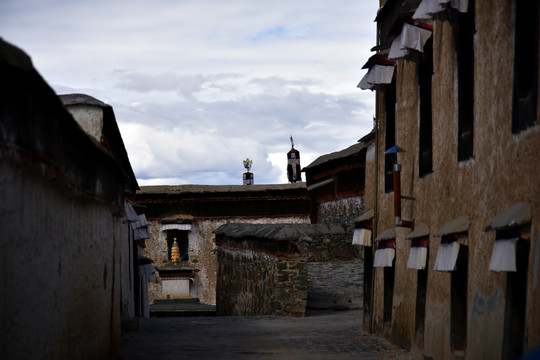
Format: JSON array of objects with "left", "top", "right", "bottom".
[
  {"left": 144, "top": 216, "right": 310, "bottom": 305},
  {"left": 274, "top": 260, "right": 308, "bottom": 316},
  {"left": 305, "top": 227, "right": 359, "bottom": 262},
  {"left": 214, "top": 223, "right": 356, "bottom": 317},
  {"left": 216, "top": 239, "right": 308, "bottom": 317},
  {"left": 216, "top": 248, "right": 279, "bottom": 315},
  {"left": 144, "top": 218, "right": 220, "bottom": 305}
]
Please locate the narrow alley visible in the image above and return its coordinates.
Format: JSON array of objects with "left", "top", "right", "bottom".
[
  {"left": 121, "top": 261, "right": 413, "bottom": 359},
  {"left": 121, "top": 309, "right": 414, "bottom": 360}
]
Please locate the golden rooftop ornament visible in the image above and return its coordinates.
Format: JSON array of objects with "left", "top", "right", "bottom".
[{"left": 171, "top": 238, "right": 181, "bottom": 263}]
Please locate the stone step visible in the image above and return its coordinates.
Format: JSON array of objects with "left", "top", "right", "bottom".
[
  {"left": 307, "top": 292, "right": 363, "bottom": 311},
  {"left": 153, "top": 297, "right": 200, "bottom": 304},
  {"left": 150, "top": 297, "right": 216, "bottom": 317},
  {"left": 307, "top": 299, "right": 363, "bottom": 310},
  {"left": 306, "top": 301, "right": 362, "bottom": 311},
  {"left": 308, "top": 292, "right": 362, "bottom": 300}
]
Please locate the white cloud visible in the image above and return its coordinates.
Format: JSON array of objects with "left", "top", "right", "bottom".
[{"left": 0, "top": 0, "right": 378, "bottom": 185}]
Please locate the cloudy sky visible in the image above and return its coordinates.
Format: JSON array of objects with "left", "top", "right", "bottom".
[{"left": 1, "top": 0, "right": 378, "bottom": 186}]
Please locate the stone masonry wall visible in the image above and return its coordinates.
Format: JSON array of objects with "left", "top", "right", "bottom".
[
  {"left": 274, "top": 260, "right": 308, "bottom": 317},
  {"left": 215, "top": 223, "right": 356, "bottom": 317},
  {"left": 318, "top": 196, "right": 365, "bottom": 225},
  {"left": 216, "top": 245, "right": 307, "bottom": 317},
  {"left": 216, "top": 248, "right": 278, "bottom": 316},
  {"left": 145, "top": 216, "right": 310, "bottom": 305},
  {"left": 306, "top": 230, "right": 360, "bottom": 262}
]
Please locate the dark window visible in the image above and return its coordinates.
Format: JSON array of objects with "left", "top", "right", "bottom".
[
  {"left": 451, "top": 241, "right": 468, "bottom": 353},
  {"left": 500, "top": 229, "right": 529, "bottom": 359},
  {"left": 383, "top": 257, "right": 395, "bottom": 324},
  {"left": 512, "top": 0, "right": 539, "bottom": 133},
  {"left": 419, "top": 38, "right": 433, "bottom": 177},
  {"left": 385, "top": 79, "right": 397, "bottom": 193},
  {"left": 414, "top": 241, "right": 429, "bottom": 348},
  {"left": 363, "top": 244, "right": 374, "bottom": 331},
  {"left": 455, "top": 0, "right": 475, "bottom": 160},
  {"left": 166, "top": 230, "right": 189, "bottom": 262}
]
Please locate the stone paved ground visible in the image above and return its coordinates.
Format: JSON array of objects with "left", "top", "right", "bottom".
[{"left": 121, "top": 310, "right": 415, "bottom": 360}]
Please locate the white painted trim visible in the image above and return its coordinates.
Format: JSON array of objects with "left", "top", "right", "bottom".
[{"left": 160, "top": 224, "right": 192, "bottom": 231}]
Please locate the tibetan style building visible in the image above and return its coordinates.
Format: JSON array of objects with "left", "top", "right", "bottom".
[
  {"left": 303, "top": 132, "right": 375, "bottom": 224},
  {"left": 357, "top": 1, "right": 540, "bottom": 359},
  {"left": 135, "top": 183, "right": 310, "bottom": 309},
  {"left": 1, "top": 39, "right": 139, "bottom": 359}
]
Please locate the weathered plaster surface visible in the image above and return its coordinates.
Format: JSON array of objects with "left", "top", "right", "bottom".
[
  {"left": 369, "top": 0, "right": 540, "bottom": 356},
  {"left": 64, "top": 105, "right": 103, "bottom": 141},
  {"left": 1, "top": 160, "right": 122, "bottom": 359},
  {"left": 468, "top": 289, "right": 505, "bottom": 360},
  {"left": 319, "top": 196, "right": 365, "bottom": 224},
  {"left": 1, "top": 38, "right": 125, "bottom": 359},
  {"left": 424, "top": 301, "right": 451, "bottom": 360}
]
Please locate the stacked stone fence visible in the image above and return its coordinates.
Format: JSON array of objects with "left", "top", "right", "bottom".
[
  {"left": 214, "top": 223, "right": 357, "bottom": 317},
  {"left": 305, "top": 230, "right": 359, "bottom": 262}
]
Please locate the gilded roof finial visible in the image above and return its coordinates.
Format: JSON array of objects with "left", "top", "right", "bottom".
[{"left": 171, "top": 238, "right": 181, "bottom": 263}]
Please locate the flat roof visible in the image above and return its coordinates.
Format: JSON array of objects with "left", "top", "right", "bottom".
[
  {"left": 137, "top": 182, "right": 307, "bottom": 195},
  {"left": 59, "top": 93, "right": 107, "bottom": 107},
  {"left": 303, "top": 142, "right": 369, "bottom": 171},
  {"left": 214, "top": 223, "right": 349, "bottom": 241}
]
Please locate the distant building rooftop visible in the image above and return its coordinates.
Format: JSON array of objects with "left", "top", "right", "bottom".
[
  {"left": 303, "top": 132, "right": 374, "bottom": 171},
  {"left": 136, "top": 183, "right": 310, "bottom": 219},
  {"left": 137, "top": 182, "right": 306, "bottom": 195}
]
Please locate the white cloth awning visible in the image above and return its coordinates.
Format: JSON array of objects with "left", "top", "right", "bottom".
[
  {"left": 413, "top": 0, "right": 469, "bottom": 20},
  {"left": 408, "top": 247, "right": 428, "bottom": 270},
  {"left": 131, "top": 213, "right": 150, "bottom": 240},
  {"left": 388, "top": 35, "right": 412, "bottom": 60},
  {"left": 407, "top": 238, "right": 429, "bottom": 269},
  {"left": 374, "top": 248, "right": 396, "bottom": 267},
  {"left": 433, "top": 240, "right": 460, "bottom": 271},
  {"left": 131, "top": 214, "right": 148, "bottom": 230},
  {"left": 133, "top": 227, "right": 150, "bottom": 240},
  {"left": 138, "top": 214, "right": 148, "bottom": 227},
  {"left": 138, "top": 264, "right": 156, "bottom": 282},
  {"left": 388, "top": 20, "right": 433, "bottom": 61},
  {"left": 358, "top": 60, "right": 396, "bottom": 90},
  {"left": 124, "top": 201, "right": 139, "bottom": 223},
  {"left": 489, "top": 238, "right": 517, "bottom": 272},
  {"left": 352, "top": 227, "right": 372, "bottom": 246},
  {"left": 160, "top": 223, "right": 192, "bottom": 231},
  {"left": 450, "top": 0, "right": 469, "bottom": 12}
]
